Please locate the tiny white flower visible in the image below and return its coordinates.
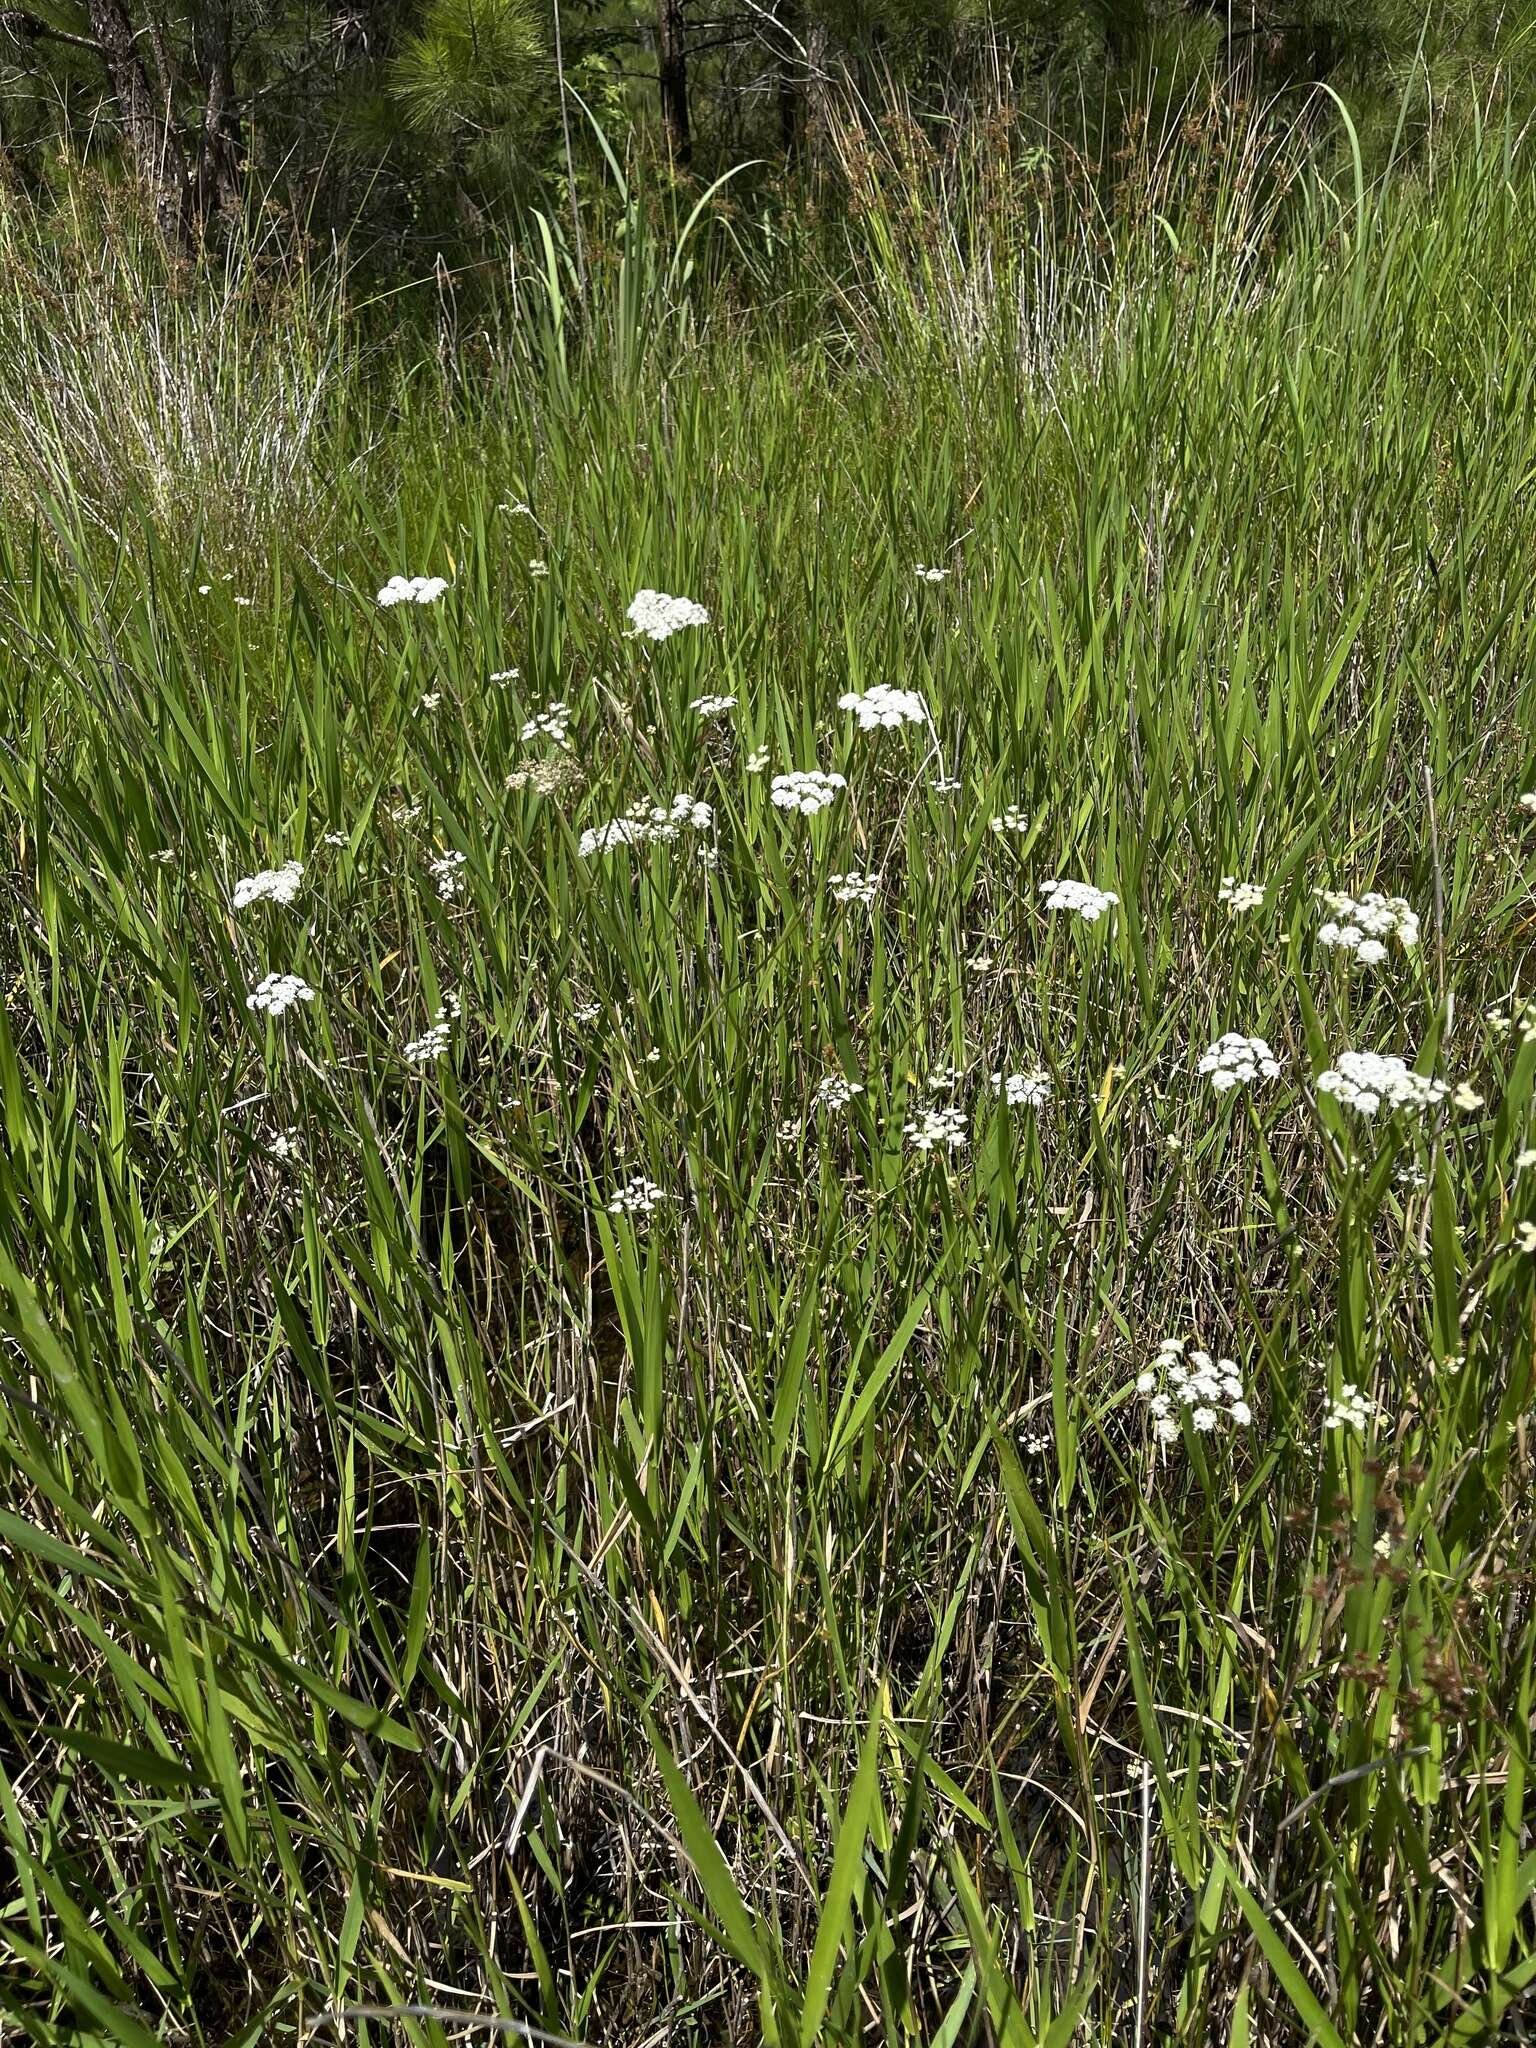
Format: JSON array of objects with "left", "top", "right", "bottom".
[
  {"left": 1219, "top": 876, "right": 1265, "bottom": 913},
  {"left": 607, "top": 1176, "right": 665, "bottom": 1217},
  {"left": 521, "top": 700, "right": 572, "bottom": 744},
  {"left": 428, "top": 850, "right": 468, "bottom": 901},
  {"left": 418, "top": 691, "right": 442, "bottom": 712},
  {"left": 1316, "top": 1051, "right": 1447, "bottom": 1119},
  {"left": 903, "top": 1106, "right": 968, "bottom": 1154},
  {"left": 1324, "top": 1382, "right": 1376, "bottom": 1431},
  {"left": 690, "top": 694, "right": 737, "bottom": 718},
  {"left": 914, "top": 563, "right": 949, "bottom": 582},
  {"left": 1519, "top": 792, "right": 1536, "bottom": 816},
  {"left": 377, "top": 573, "right": 448, "bottom": 608},
  {"left": 1517, "top": 1221, "right": 1536, "bottom": 1254},
  {"left": 770, "top": 770, "right": 846, "bottom": 817},
  {"left": 745, "top": 747, "right": 771, "bottom": 774},
  {"left": 990, "top": 807, "right": 1028, "bottom": 836},
  {"left": 246, "top": 972, "right": 315, "bottom": 1017},
  {"left": 815, "top": 1074, "right": 865, "bottom": 1112},
  {"left": 1452, "top": 1083, "right": 1484, "bottom": 1112},
  {"left": 1315, "top": 889, "right": 1419, "bottom": 964},
  {"left": 1198, "top": 1032, "right": 1282, "bottom": 1094},
  {"left": 1517, "top": 1148, "right": 1536, "bottom": 1171},
  {"left": 626, "top": 589, "right": 708, "bottom": 641},
  {"left": 233, "top": 860, "right": 304, "bottom": 911},
  {"left": 490, "top": 667, "right": 521, "bottom": 686},
  {"left": 828, "top": 870, "right": 880, "bottom": 905},
  {"left": 992, "top": 1070, "right": 1051, "bottom": 1109},
  {"left": 838, "top": 684, "right": 929, "bottom": 731},
  {"left": 930, "top": 773, "right": 962, "bottom": 795},
  {"left": 1040, "top": 878, "right": 1118, "bottom": 923},
  {"left": 529, "top": 558, "right": 550, "bottom": 578}
]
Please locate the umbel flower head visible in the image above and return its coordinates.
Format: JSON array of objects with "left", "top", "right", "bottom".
[
  {"left": 233, "top": 860, "right": 303, "bottom": 910},
  {"left": 828, "top": 870, "right": 880, "bottom": 905},
  {"left": 1136, "top": 1337, "right": 1251, "bottom": 1445},
  {"left": 579, "top": 794, "right": 714, "bottom": 858},
  {"left": 1316, "top": 1050, "right": 1448, "bottom": 1118},
  {"left": 1315, "top": 889, "right": 1420, "bottom": 967},
  {"left": 690, "top": 694, "right": 737, "bottom": 718},
  {"left": 992, "top": 1070, "right": 1051, "bottom": 1108},
  {"left": 771, "top": 770, "right": 846, "bottom": 817},
  {"left": 904, "top": 1105, "right": 968, "bottom": 1154},
  {"left": 1219, "top": 876, "right": 1265, "bottom": 913},
  {"left": 838, "top": 684, "right": 929, "bottom": 731},
  {"left": 626, "top": 590, "right": 709, "bottom": 641},
  {"left": 1040, "top": 878, "right": 1118, "bottom": 923},
  {"left": 1199, "top": 1032, "right": 1282, "bottom": 1094},
  {"left": 520, "top": 701, "right": 572, "bottom": 744},
  {"left": 246, "top": 972, "right": 315, "bottom": 1017},
  {"left": 815, "top": 1073, "right": 864, "bottom": 1112},
  {"left": 377, "top": 574, "right": 448, "bottom": 608},
  {"left": 607, "top": 1176, "right": 666, "bottom": 1217}
]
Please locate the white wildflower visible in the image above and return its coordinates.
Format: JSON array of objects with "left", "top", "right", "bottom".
[
  {"left": 690, "top": 694, "right": 737, "bottom": 718},
  {"left": 404, "top": 1006, "right": 455, "bottom": 1063},
  {"left": 815, "top": 1074, "right": 865, "bottom": 1112},
  {"left": 1198, "top": 1032, "right": 1282, "bottom": 1094},
  {"left": 1139, "top": 1337, "right": 1250, "bottom": 1441},
  {"left": 1519, "top": 792, "right": 1536, "bottom": 816},
  {"left": 930, "top": 773, "right": 962, "bottom": 796},
  {"left": 1040, "top": 878, "right": 1118, "bottom": 923},
  {"left": 991, "top": 807, "right": 1028, "bottom": 836},
  {"left": 521, "top": 701, "right": 572, "bottom": 744},
  {"left": 626, "top": 589, "right": 708, "bottom": 641},
  {"left": 529, "top": 559, "right": 550, "bottom": 578},
  {"left": 428, "top": 850, "right": 468, "bottom": 901},
  {"left": 914, "top": 563, "right": 949, "bottom": 582},
  {"left": 607, "top": 1176, "right": 665, "bottom": 1217},
  {"left": 490, "top": 667, "right": 521, "bottom": 686},
  {"left": 579, "top": 793, "right": 713, "bottom": 858},
  {"left": 904, "top": 1106, "right": 968, "bottom": 1154},
  {"left": 266, "top": 1127, "right": 302, "bottom": 1163},
  {"left": 1315, "top": 889, "right": 1420, "bottom": 964},
  {"left": 1324, "top": 1382, "right": 1375, "bottom": 1431},
  {"left": 246, "top": 972, "right": 315, "bottom": 1017},
  {"left": 1452, "top": 1082, "right": 1485, "bottom": 1113},
  {"left": 828, "top": 870, "right": 880, "bottom": 905},
  {"left": 377, "top": 574, "right": 448, "bottom": 608},
  {"left": 770, "top": 770, "right": 846, "bottom": 817},
  {"left": 992, "top": 1070, "right": 1051, "bottom": 1109},
  {"left": 1517, "top": 1221, "right": 1536, "bottom": 1255},
  {"left": 926, "top": 1063, "right": 966, "bottom": 1093},
  {"left": 1316, "top": 1051, "right": 1448, "bottom": 1119},
  {"left": 233, "top": 860, "right": 304, "bottom": 910},
  {"left": 417, "top": 691, "right": 442, "bottom": 712},
  {"left": 1219, "top": 876, "right": 1265, "bottom": 914},
  {"left": 838, "top": 684, "right": 929, "bottom": 731}
]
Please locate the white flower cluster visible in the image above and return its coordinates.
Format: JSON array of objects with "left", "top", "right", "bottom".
[
  {"left": 490, "top": 667, "right": 520, "bottom": 686},
  {"left": 815, "top": 1074, "right": 864, "bottom": 1111},
  {"left": 992, "top": 1070, "right": 1051, "bottom": 1108},
  {"left": 1488, "top": 995, "right": 1536, "bottom": 1045},
  {"left": 745, "top": 747, "right": 770, "bottom": 774},
  {"left": 428, "top": 850, "right": 467, "bottom": 901},
  {"left": 1324, "top": 1383, "right": 1376, "bottom": 1431},
  {"left": 1040, "top": 878, "right": 1118, "bottom": 923},
  {"left": 926, "top": 1063, "right": 966, "bottom": 1093},
  {"left": 607, "top": 1176, "right": 665, "bottom": 1217},
  {"left": 1199, "top": 1032, "right": 1282, "bottom": 1094},
  {"left": 770, "top": 770, "right": 846, "bottom": 817},
  {"left": 1519, "top": 792, "right": 1536, "bottom": 816},
  {"left": 520, "top": 701, "right": 572, "bottom": 744},
  {"left": 377, "top": 574, "right": 448, "bottom": 608},
  {"left": 1219, "top": 876, "right": 1265, "bottom": 914},
  {"left": 1316, "top": 1051, "right": 1447, "bottom": 1118},
  {"left": 931, "top": 773, "right": 962, "bottom": 796},
  {"left": 904, "top": 1105, "right": 968, "bottom": 1154},
  {"left": 233, "top": 860, "right": 304, "bottom": 910},
  {"left": 914, "top": 563, "right": 949, "bottom": 582},
  {"left": 404, "top": 1003, "right": 456, "bottom": 1064},
  {"left": 991, "top": 807, "right": 1028, "bottom": 836},
  {"left": 247, "top": 972, "right": 315, "bottom": 1017},
  {"left": 1136, "top": 1337, "right": 1251, "bottom": 1444},
  {"left": 626, "top": 590, "right": 709, "bottom": 641},
  {"left": 829, "top": 870, "right": 880, "bottom": 904},
  {"left": 579, "top": 794, "right": 713, "bottom": 858},
  {"left": 690, "top": 693, "right": 737, "bottom": 718},
  {"left": 1316, "top": 889, "right": 1420, "bottom": 966},
  {"left": 266, "top": 1127, "right": 302, "bottom": 1162},
  {"left": 839, "top": 684, "right": 928, "bottom": 730}
]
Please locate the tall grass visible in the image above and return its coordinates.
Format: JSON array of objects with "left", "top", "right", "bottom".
[{"left": 1, "top": 92, "right": 1535, "bottom": 2047}]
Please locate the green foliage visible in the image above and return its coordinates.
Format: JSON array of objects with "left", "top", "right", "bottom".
[
  {"left": 391, "top": 0, "right": 548, "bottom": 146},
  {"left": 3, "top": 104, "right": 1536, "bottom": 2048}
]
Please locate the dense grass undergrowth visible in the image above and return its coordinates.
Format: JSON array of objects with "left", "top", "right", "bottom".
[{"left": 2, "top": 108, "right": 1536, "bottom": 2048}]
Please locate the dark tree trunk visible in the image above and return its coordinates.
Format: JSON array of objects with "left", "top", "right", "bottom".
[
  {"left": 81, "top": 0, "right": 189, "bottom": 237},
  {"left": 193, "top": 0, "right": 243, "bottom": 227},
  {"left": 657, "top": 0, "right": 690, "bottom": 165}
]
